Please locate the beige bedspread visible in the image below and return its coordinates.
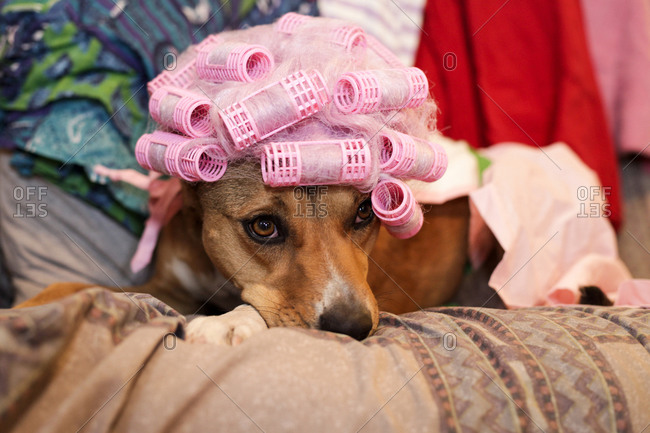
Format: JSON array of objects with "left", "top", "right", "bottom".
[{"left": 1, "top": 287, "right": 649, "bottom": 432}]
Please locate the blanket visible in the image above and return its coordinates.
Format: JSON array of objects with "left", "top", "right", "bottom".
[{"left": 2, "top": 287, "right": 649, "bottom": 432}]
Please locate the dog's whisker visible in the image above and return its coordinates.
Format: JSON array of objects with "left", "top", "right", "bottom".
[
  {"left": 294, "top": 310, "right": 312, "bottom": 328},
  {"left": 375, "top": 291, "right": 399, "bottom": 301}
]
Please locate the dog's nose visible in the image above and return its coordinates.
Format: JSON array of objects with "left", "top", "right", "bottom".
[{"left": 318, "top": 300, "right": 373, "bottom": 340}]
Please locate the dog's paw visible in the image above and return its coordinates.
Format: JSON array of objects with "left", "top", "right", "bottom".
[{"left": 185, "top": 304, "right": 268, "bottom": 346}]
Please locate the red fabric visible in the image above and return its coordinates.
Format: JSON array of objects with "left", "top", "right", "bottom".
[{"left": 415, "top": 0, "right": 621, "bottom": 227}]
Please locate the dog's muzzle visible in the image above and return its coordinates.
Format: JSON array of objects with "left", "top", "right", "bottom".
[{"left": 318, "top": 299, "right": 373, "bottom": 340}]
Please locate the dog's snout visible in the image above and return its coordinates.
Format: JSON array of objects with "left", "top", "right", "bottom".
[{"left": 318, "top": 300, "right": 373, "bottom": 340}]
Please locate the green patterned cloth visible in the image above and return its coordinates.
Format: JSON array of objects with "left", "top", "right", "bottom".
[{"left": 0, "top": 0, "right": 318, "bottom": 234}]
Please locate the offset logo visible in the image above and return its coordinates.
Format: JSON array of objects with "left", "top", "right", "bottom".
[
  {"left": 577, "top": 186, "right": 611, "bottom": 218},
  {"left": 13, "top": 186, "right": 48, "bottom": 218},
  {"left": 293, "top": 186, "right": 328, "bottom": 218}
]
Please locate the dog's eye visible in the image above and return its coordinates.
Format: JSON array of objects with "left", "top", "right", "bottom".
[
  {"left": 355, "top": 200, "right": 374, "bottom": 224},
  {"left": 249, "top": 217, "right": 278, "bottom": 239}
]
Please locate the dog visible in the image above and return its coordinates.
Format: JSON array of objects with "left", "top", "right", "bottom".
[
  {"left": 16, "top": 15, "right": 473, "bottom": 343},
  {"left": 135, "top": 160, "right": 469, "bottom": 343},
  {"left": 18, "top": 159, "right": 470, "bottom": 343}
]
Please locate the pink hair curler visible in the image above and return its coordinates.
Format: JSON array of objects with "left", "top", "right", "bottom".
[
  {"left": 371, "top": 178, "right": 423, "bottom": 239},
  {"left": 378, "top": 130, "right": 447, "bottom": 182},
  {"left": 135, "top": 131, "right": 185, "bottom": 172},
  {"left": 275, "top": 13, "right": 366, "bottom": 53},
  {"left": 275, "top": 12, "right": 312, "bottom": 34},
  {"left": 219, "top": 69, "right": 330, "bottom": 149},
  {"left": 366, "top": 34, "right": 404, "bottom": 68},
  {"left": 196, "top": 39, "right": 274, "bottom": 83},
  {"left": 135, "top": 131, "right": 227, "bottom": 182},
  {"left": 333, "top": 67, "right": 428, "bottom": 114},
  {"left": 147, "top": 59, "right": 198, "bottom": 95},
  {"left": 147, "top": 72, "right": 174, "bottom": 96},
  {"left": 385, "top": 206, "right": 423, "bottom": 239},
  {"left": 260, "top": 139, "right": 372, "bottom": 188},
  {"left": 195, "top": 33, "right": 221, "bottom": 51},
  {"left": 425, "top": 138, "right": 447, "bottom": 181},
  {"left": 166, "top": 140, "right": 228, "bottom": 182},
  {"left": 330, "top": 25, "right": 366, "bottom": 53},
  {"left": 149, "top": 86, "right": 213, "bottom": 138}
]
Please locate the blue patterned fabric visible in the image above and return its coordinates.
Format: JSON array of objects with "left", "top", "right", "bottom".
[{"left": 0, "top": 0, "right": 318, "bottom": 232}]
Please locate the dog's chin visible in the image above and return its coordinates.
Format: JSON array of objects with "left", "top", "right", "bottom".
[
  {"left": 245, "top": 301, "right": 319, "bottom": 329},
  {"left": 257, "top": 308, "right": 379, "bottom": 338},
  {"left": 258, "top": 311, "right": 314, "bottom": 329},
  {"left": 246, "top": 298, "right": 380, "bottom": 339}
]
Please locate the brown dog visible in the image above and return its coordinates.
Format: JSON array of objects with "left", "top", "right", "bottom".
[
  {"left": 19, "top": 160, "right": 469, "bottom": 341},
  {"left": 135, "top": 159, "right": 468, "bottom": 341}
]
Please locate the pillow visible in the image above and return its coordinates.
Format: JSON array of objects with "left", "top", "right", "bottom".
[{"left": 3, "top": 287, "right": 649, "bottom": 432}]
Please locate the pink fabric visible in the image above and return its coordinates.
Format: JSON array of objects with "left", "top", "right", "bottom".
[
  {"left": 469, "top": 143, "right": 631, "bottom": 307},
  {"left": 581, "top": 0, "right": 650, "bottom": 156},
  {"left": 547, "top": 255, "right": 632, "bottom": 305},
  {"left": 412, "top": 139, "right": 650, "bottom": 307},
  {"left": 467, "top": 199, "right": 496, "bottom": 270},
  {"left": 408, "top": 135, "right": 480, "bottom": 205},
  {"left": 93, "top": 165, "right": 157, "bottom": 190},
  {"left": 93, "top": 166, "right": 183, "bottom": 273},
  {"left": 130, "top": 178, "right": 183, "bottom": 273},
  {"left": 615, "top": 280, "right": 650, "bottom": 306}
]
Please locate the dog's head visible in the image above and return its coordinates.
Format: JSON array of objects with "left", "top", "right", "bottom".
[{"left": 188, "top": 160, "right": 381, "bottom": 340}]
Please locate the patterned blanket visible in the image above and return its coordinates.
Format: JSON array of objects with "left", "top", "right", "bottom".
[{"left": 2, "top": 287, "right": 649, "bottom": 432}]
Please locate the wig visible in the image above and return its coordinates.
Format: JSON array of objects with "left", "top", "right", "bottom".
[{"left": 135, "top": 13, "right": 447, "bottom": 239}]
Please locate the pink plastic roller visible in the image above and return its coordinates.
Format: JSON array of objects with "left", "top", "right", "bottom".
[
  {"left": 196, "top": 38, "right": 274, "bottom": 83},
  {"left": 378, "top": 130, "right": 447, "bottom": 182},
  {"left": 330, "top": 25, "right": 366, "bottom": 52},
  {"left": 260, "top": 139, "right": 372, "bottom": 188},
  {"left": 147, "top": 59, "right": 198, "bottom": 95},
  {"left": 135, "top": 131, "right": 184, "bottom": 172},
  {"left": 135, "top": 131, "right": 227, "bottom": 182},
  {"left": 371, "top": 178, "right": 423, "bottom": 239},
  {"left": 275, "top": 13, "right": 366, "bottom": 53},
  {"left": 333, "top": 67, "right": 428, "bottom": 114},
  {"left": 275, "top": 12, "right": 312, "bottom": 34},
  {"left": 195, "top": 33, "right": 221, "bottom": 52},
  {"left": 219, "top": 69, "right": 330, "bottom": 149},
  {"left": 366, "top": 34, "right": 404, "bottom": 68},
  {"left": 149, "top": 86, "right": 213, "bottom": 138}
]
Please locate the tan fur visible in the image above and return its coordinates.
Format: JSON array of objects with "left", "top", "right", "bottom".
[
  {"left": 181, "top": 161, "right": 381, "bottom": 330},
  {"left": 368, "top": 197, "right": 469, "bottom": 313},
  {"left": 15, "top": 282, "right": 94, "bottom": 309},
  {"left": 19, "top": 161, "right": 469, "bottom": 336}
]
